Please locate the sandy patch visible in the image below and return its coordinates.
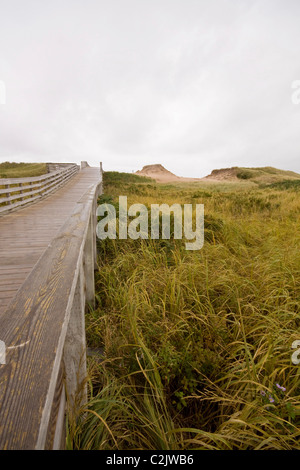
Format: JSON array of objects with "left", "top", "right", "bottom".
[{"left": 135, "top": 164, "right": 237, "bottom": 183}]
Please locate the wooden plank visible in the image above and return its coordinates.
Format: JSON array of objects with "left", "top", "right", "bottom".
[
  {"left": 0, "top": 181, "right": 42, "bottom": 195},
  {"left": 0, "top": 166, "right": 79, "bottom": 213},
  {"left": 0, "top": 164, "right": 78, "bottom": 186},
  {"left": 0, "top": 167, "right": 102, "bottom": 317},
  {"left": 0, "top": 179, "right": 101, "bottom": 449},
  {"left": 63, "top": 263, "right": 87, "bottom": 418},
  {"left": 0, "top": 210, "right": 89, "bottom": 449},
  {"left": 83, "top": 216, "right": 96, "bottom": 306},
  {"left": 0, "top": 167, "right": 77, "bottom": 196},
  {"left": 0, "top": 287, "right": 19, "bottom": 294},
  {"left": 44, "top": 362, "right": 65, "bottom": 450},
  {"left": 0, "top": 195, "right": 42, "bottom": 214}
]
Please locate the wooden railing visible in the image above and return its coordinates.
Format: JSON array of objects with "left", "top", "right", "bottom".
[
  {"left": 0, "top": 163, "right": 79, "bottom": 215},
  {"left": 0, "top": 169, "right": 103, "bottom": 449}
]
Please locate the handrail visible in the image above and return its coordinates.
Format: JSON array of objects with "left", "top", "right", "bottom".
[
  {"left": 0, "top": 164, "right": 79, "bottom": 215},
  {"left": 0, "top": 168, "right": 102, "bottom": 449}
]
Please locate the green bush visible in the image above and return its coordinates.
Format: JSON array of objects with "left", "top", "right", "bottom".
[{"left": 236, "top": 170, "right": 254, "bottom": 180}]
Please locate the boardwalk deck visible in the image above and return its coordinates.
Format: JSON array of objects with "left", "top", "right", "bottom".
[
  {"left": 0, "top": 166, "right": 101, "bottom": 317},
  {"left": 0, "top": 164, "right": 102, "bottom": 449}
]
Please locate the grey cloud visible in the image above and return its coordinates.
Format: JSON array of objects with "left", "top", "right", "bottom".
[{"left": 0, "top": 0, "right": 300, "bottom": 177}]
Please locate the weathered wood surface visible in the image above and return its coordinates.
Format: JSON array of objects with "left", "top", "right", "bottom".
[
  {"left": 0, "top": 167, "right": 101, "bottom": 316},
  {"left": 0, "top": 163, "right": 79, "bottom": 215},
  {"left": 0, "top": 165, "right": 102, "bottom": 449}
]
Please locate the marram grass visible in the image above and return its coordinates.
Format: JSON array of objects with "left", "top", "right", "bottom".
[
  {"left": 67, "top": 171, "right": 300, "bottom": 450},
  {"left": 0, "top": 161, "right": 47, "bottom": 178}
]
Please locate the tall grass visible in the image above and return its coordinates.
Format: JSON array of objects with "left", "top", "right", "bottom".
[
  {"left": 67, "top": 172, "right": 300, "bottom": 450},
  {"left": 0, "top": 161, "right": 47, "bottom": 178}
]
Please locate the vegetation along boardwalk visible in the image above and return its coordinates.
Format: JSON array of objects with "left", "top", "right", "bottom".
[{"left": 0, "top": 162, "right": 103, "bottom": 449}]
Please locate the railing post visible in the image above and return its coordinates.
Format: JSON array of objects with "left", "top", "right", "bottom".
[
  {"left": 63, "top": 263, "right": 87, "bottom": 418},
  {"left": 91, "top": 197, "right": 98, "bottom": 270},
  {"left": 5, "top": 184, "right": 11, "bottom": 205},
  {"left": 0, "top": 172, "right": 100, "bottom": 448},
  {"left": 0, "top": 164, "right": 80, "bottom": 215},
  {"left": 83, "top": 215, "right": 96, "bottom": 306},
  {"left": 19, "top": 182, "right": 24, "bottom": 201}
]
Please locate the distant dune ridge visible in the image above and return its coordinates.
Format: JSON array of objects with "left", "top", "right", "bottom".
[
  {"left": 135, "top": 164, "right": 202, "bottom": 182},
  {"left": 135, "top": 164, "right": 181, "bottom": 182},
  {"left": 135, "top": 164, "right": 300, "bottom": 184}
]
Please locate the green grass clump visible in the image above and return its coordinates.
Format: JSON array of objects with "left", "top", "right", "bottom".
[
  {"left": 67, "top": 171, "right": 300, "bottom": 450},
  {"left": 0, "top": 161, "right": 47, "bottom": 178},
  {"left": 268, "top": 180, "right": 300, "bottom": 191},
  {"left": 236, "top": 166, "right": 300, "bottom": 184},
  {"left": 103, "top": 171, "right": 154, "bottom": 184},
  {"left": 236, "top": 169, "right": 254, "bottom": 180}
]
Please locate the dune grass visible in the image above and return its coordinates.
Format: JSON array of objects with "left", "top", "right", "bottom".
[
  {"left": 224, "top": 166, "right": 300, "bottom": 184},
  {"left": 67, "top": 171, "right": 300, "bottom": 450},
  {"left": 0, "top": 161, "right": 47, "bottom": 178}
]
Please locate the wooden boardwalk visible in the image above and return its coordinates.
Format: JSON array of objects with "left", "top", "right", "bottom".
[{"left": 0, "top": 166, "right": 101, "bottom": 317}]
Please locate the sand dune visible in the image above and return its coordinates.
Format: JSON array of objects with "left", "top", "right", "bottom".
[
  {"left": 135, "top": 164, "right": 203, "bottom": 183},
  {"left": 135, "top": 164, "right": 235, "bottom": 183},
  {"left": 135, "top": 164, "right": 300, "bottom": 184}
]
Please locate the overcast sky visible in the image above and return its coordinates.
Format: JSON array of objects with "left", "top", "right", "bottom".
[{"left": 0, "top": 0, "right": 299, "bottom": 177}]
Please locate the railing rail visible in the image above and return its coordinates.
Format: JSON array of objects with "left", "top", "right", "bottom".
[
  {"left": 0, "top": 163, "right": 79, "bottom": 215},
  {"left": 0, "top": 165, "right": 103, "bottom": 449}
]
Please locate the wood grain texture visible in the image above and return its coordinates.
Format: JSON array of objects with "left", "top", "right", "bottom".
[
  {"left": 0, "top": 167, "right": 101, "bottom": 317},
  {"left": 0, "top": 166, "right": 102, "bottom": 449},
  {"left": 0, "top": 164, "right": 79, "bottom": 214},
  {"left": 44, "top": 361, "right": 65, "bottom": 450}
]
